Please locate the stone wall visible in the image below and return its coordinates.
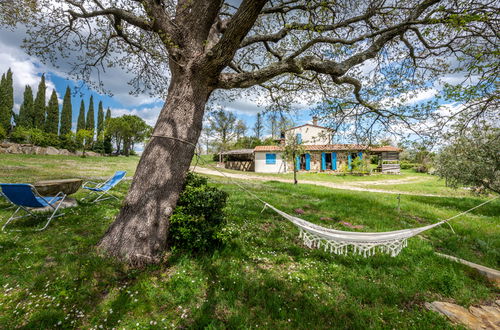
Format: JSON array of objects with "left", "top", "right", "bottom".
[{"left": 0, "top": 142, "right": 100, "bottom": 157}]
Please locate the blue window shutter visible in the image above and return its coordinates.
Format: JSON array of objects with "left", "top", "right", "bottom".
[
  {"left": 321, "top": 153, "right": 326, "bottom": 170},
  {"left": 348, "top": 153, "right": 352, "bottom": 170},
  {"left": 266, "top": 153, "right": 276, "bottom": 164},
  {"left": 305, "top": 154, "right": 310, "bottom": 171},
  {"left": 296, "top": 133, "right": 302, "bottom": 144},
  {"left": 332, "top": 152, "right": 337, "bottom": 170},
  {"left": 296, "top": 155, "right": 300, "bottom": 171},
  {"left": 358, "top": 152, "right": 363, "bottom": 159}
]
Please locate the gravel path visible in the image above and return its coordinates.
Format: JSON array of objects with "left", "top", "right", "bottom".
[{"left": 191, "top": 166, "right": 443, "bottom": 197}]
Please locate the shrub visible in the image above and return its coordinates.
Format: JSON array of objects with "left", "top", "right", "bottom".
[
  {"left": 10, "top": 126, "right": 29, "bottom": 143},
  {"left": 28, "top": 128, "right": 50, "bottom": 147},
  {"left": 60, "top": 132, "right": 79, "bottom": 152},
  {"left": 44, "top": 133, "right": 61, "bottom": 148},
  {"left": 0, "top": 125, "right": 7, "bottom": 140},
  {"left": 400, "top": 161, "right": 420, "bottom": 170},
  {"left": 92, "top": 139, "right": 105, "bottom": 154},
  {"left": 169, "top": 172, "right": 229, "bottom": 252},
  {"left": 414, "top": 164, "right": 429, "bottom": 173}
]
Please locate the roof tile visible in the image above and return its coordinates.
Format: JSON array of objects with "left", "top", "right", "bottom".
[{"left": 254, "top": 144, "right": 401, "bottom": 152}]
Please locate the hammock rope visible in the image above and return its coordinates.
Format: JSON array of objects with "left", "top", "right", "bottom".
[{"left": 152, "top": 134, "right": 498, "bottom": 257}]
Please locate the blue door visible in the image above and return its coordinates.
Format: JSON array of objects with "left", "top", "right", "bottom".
[
  {"left": 305, "top": 154, "right": 310, "bottom": 171},
  {"left": 321, "top": 153, "right": 326, "bottom": 170},
  {"left": 332, "top": 152, "right": 337, "bottom": 170},
  {"left": 348, "top": 153, "right": 352, "bottom": 170},
  {"left": 358, "top": 152, "right": 363, "bottom": 160},
  {"left": 296, "top": 155, "right": 300, "bottom": 171}
]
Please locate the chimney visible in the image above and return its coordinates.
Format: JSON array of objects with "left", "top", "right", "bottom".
[{"left": 312, "top": 116, "right": 318, "bottom": 126}]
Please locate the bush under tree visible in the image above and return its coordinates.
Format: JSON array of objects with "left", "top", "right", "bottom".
[{"left": 169, "top": 172, "right": 229, "bottom": 252}]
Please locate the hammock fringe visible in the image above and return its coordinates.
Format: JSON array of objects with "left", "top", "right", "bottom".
[{"left": 299, "top": 229, "right": 409, "bottom": 257}]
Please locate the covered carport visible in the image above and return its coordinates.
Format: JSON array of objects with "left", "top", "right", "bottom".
[{"left": 220, "top": 149, "right": 254, "bottom": 172}]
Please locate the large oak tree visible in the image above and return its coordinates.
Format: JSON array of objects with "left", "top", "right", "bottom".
[{"left": 17, "top": 0, "right": 498, "bottom": 265}]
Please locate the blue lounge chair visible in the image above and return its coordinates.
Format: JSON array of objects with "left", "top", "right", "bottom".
[
  {"left": 0, "top": 183, "right": 67, "bottom": 231},
  {"left": 82, "top": 171, "right": 126, "bottom": 203}
]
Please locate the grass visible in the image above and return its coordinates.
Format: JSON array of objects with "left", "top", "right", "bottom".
[
  {"left": 197, "top": 161, "right": 476, "bottom": 197},
  {"left": 0, "top": 153, "right": 140, "bottom": 182},
  {"left": 0, "top": 154, "right": 498, "bottom": 328}
]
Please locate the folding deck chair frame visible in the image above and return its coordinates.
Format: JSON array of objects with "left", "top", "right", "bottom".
[
  {"left": 0, "top": 183, "right": 67, "bottom": 232},
  {"left": 82, "top": 171, "right": 126, "bottom": 203}
]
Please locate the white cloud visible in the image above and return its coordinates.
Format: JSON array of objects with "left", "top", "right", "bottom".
[
  {"left": 0, "top": 26, "right": 161, "bottom": 109},
  {"left": 110, "top": 106, "right": 162, "bottom": 127},
  {"left": 0, "top": 41, "right": 59, "bottom": 114}
]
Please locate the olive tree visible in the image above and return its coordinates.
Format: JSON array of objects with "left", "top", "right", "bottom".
[
  {"left": 435, "top": 125, "right": 499, "bottom": 194},
  {"left": 17, "top": 0, "right": 499, "bottom": 265}
]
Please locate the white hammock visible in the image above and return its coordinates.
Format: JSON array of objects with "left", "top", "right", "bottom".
[
  {"left": 158, "top": 135, "right": 497, "bottom": 258},
  {"left": 262, "top": 198, "right": 496, "bottom": 257}
]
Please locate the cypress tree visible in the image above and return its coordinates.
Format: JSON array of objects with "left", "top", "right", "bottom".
[
  {"left": 77, "top": 99, "right": 86, "bottom": 131},
  {"left": 86, "top": 95, "right": 95, "bottom": 135},
  {"left": 105, "top": 107, "right": 111, "bottom": 124},
  {"left": 18, "top": 85, "right": 34, "bottom": 128},
  {"left": 0, "top": 73, "right": 8, "bottom": 131},
  {"left": 3, "top": 69, "right": 14, "bottom": 130},
  {"left": 60, "top": 86, "right": 72, "bottom": 135},
  {"left": 33, "top": 74, "right": 47, "bottom": 129},
  {"left": 45, "top": 90, "right": 59, "bottom": 134},
  {"left": 97, "top": 100, "right": 104, "bottom": 138}
]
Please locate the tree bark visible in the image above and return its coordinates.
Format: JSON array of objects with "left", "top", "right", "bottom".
[{"left": 97, "top": 70, "right": 213, "bottom": 265}]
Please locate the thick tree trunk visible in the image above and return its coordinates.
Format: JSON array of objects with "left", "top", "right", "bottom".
[{"left": 97, "top": 71, "right": 212, "bottom": 265}]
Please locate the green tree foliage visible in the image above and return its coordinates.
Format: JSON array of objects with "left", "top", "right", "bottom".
[
  {"left": 76, "top": 99, "right": 85, "bottom": 132},
  {"left": 169, "top": 172, "right": 228, "bottom": 252},
  {"left": 103, "top": 135, "right": 113, "bottom": 154},
  {"left": 399, "top": 142, "right": 435, "bottom": 173},
  {"left": 232, "top": 136, "right": 262, "bottom": 150},
  {"left": 33, "top": 74, "right": 46, "bottom": 129},
  {"left": 18, "top": 85, "right": 34, "bottom": 128},
  {"left": 10, "top": 126, "right": 60, "bottom": 147},
  {"left": 76, "top": 129, "right": 93, "bottom": 157},
  {"left": 0, "top": 69, "right": 14, "bottom": 131},
  {"left": 105, "top": 115, "right": 151, "bottom": 156},
  {"left": 253, "top": 112, "right": 263, "bottom": 139},
  {"left": 103, "top": 107, "right": 113, "bottom": 154},
  {"left": 85, "top": 95, "right": 95, "bottom": 138},
  {"left": 281, "top": 132, "right": 305, "bottom": 185},
  {"left": 105, "top": 107, "right": 111, "bottom": 124},
  {"left": 0, "top": 125, "right": 6, "bottom": 140},
  {"left": 208, "top": 109, "right": 237, "bottom": 157},
  {"left": 0, "top": 74, "right": 5, "bottom": 130},
  {"left": 44, "top": 90, "right": 59, "bottom": 134},
  {"left": 96, "top": 100, "right": 104, "bottom": 139},
  {"left": 59, "top": 86, "right": 72, "bottom": 135},
  {"left": 435, "top": 125, "right": 499, "bottom": 194},
  {"left": 234, "top": 119, "right": 247, "bottom": 140}
]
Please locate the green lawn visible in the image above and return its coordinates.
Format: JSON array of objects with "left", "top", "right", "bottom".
[
  {"left": 198, "top": 163, "right": 476, "bottom": 197},
  {"left": 0, "top": 154, "right": 498, "bottom": 328}
]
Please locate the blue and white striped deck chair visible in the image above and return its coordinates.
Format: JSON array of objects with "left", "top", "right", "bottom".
[
  {"left": 0, "top": 183, "right": 67, "bottom": 231},
  {"left": 82, "top": 171, "right": 126, "bottom": 203}
]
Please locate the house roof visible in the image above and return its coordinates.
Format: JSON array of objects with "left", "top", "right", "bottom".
[
  {"left": 254, "top": 145, "right": 282, "bottom": 152},
  {"left": 284, "top": 123, "right": 334, "bottom": 131},
  {"left": 254, "top": 144, "right": 401, "bottom": 152},
  {"left": 370, "top": 146, "right": 402, "bottom": 152}
]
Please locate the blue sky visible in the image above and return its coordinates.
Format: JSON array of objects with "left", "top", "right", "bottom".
[
  {"left": 1, "top": 22, "right": 459, "bottom": 146},
  {"left": 0, "top": 25, "right": 315, "bottom": 138}
]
